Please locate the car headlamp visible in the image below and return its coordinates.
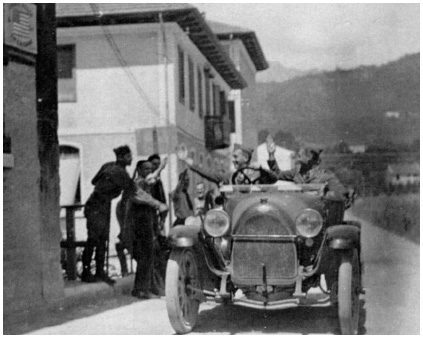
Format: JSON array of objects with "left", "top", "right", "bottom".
[
  {"left": 295, "top": 209, "right": 323, "bottom": 238},
  {"left": 204, "top": 209, "right": 230, "bottom": 237}
]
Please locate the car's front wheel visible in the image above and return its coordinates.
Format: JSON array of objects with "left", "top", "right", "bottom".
[
  {"left": 165, "top": 248, "right": 200, "bottom": 334},
  {"left": 338, "top": 248, "right": 360, "bottom": 334}
]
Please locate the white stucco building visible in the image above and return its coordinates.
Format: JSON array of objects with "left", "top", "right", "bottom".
[
  {"left": 386, "top": 163, "right": 420, "bottom": 187},
  {"left": 56, "top": 4, "right": 247, "bottom": 239}
]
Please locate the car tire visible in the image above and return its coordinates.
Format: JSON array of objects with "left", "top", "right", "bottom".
[
  {"left": 338, "top": 248, "right": 360, "bottom": 335},
  {"left": 165, "top": 248, "right": 200, "bottom": 334}
]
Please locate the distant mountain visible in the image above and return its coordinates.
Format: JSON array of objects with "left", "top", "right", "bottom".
[
  {"left": 254, "top": 53, "right": 420, "bottom": 147},
  {"left": 256, "top": 61, "right": 319, "bottom": 83}
]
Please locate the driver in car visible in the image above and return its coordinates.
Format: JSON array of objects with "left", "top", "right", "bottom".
[
  {"left": 176, "top": 144, "right": 278, "bottom": 185},
  {"left": 265, "top": 135, "right": 349, "bottom": 202}
]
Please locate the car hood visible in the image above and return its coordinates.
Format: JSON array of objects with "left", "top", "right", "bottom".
[{"left": 225, "top": 192, "right": 326, "bottom": 235}]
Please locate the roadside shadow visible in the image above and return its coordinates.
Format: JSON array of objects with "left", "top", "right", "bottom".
[
  {"left": 6, "top": 293, "right": 142, "bottom": 335},
  {"left": 193, "top": 299, "right": 366, "bottom": 335}
]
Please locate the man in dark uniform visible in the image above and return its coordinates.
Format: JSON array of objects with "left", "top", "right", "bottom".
[
  {"left": 115, "top": 154, "right": 167, "bottom": 277},
  {"left": 176, "top": 144, "right": 278, "bottom": 186},
  {"left": 126, "top": 160, "right": 168, "bottom": 299},
  {"left": 147, "top": 154, "right": 169, "bottom": 295},
  {"left": 81, "top": 145, "right": 136, "bottom": 283}
]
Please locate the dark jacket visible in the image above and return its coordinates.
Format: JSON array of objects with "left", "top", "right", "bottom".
[
  {"left": 150, "top": 179, "right": 167, "bottom": 204},
  {"left": 85, "top": 161, "right": 136, "bottom": 220},
  {"left": 122, "top": 176, "right": 163, "bottom": 253},
  {"left": 90, "top": 162, "right": 134, "bottom": 200},
  {"left": 86, "top": 161, "right": 154, "bottom": 213},
  {"left": 171, "top": 184, "right": 194, "bottom": 220}
]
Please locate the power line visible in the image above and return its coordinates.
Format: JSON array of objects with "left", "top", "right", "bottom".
[
  {"left": 89, "top": 3, "right": 161, "bottom": 118},
  {"left": 88, "top": 5, "right": 207, "bottom": 151}
]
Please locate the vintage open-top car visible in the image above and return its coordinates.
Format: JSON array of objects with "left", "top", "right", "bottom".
[{"left": 165, "top": 175, "right": 363, "bottom": 335}]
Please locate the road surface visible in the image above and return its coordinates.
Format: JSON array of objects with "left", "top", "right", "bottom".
[{"left": 28, "top": 213, "right": 419, "bottom": 335}]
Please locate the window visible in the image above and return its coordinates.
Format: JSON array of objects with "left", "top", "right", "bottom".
[
  {"left": 197, "top": 68, "right": 203, "bottom": 118},
  {"left": 205, "top": 77, "right": 211, "bottom": 116},
  {"left": 58, "top": 44, "right": 76, "bottom": 102},
  {"left": 178, "top": 46, "right": 185, "bottom": 104},
  {"left": 188, "top": 57, "right": 195, "bottom": 111},
  {"left": 228, "top": 100, "right": 235, "bottom": 133},
  {"left": 213, "top": 84, "right": 220, "bottom": 116},
  {"left": 219, "top": 90, "right": 227, "bottom": 116}
]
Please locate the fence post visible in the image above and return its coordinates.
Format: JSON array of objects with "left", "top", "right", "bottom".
[{"left": 65, "top": 206, "right": 77, "bottom": 280}]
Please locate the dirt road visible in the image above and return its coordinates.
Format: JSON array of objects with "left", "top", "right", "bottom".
[{"left": 27, "top": 213, "right": 419, "bottom": 334}]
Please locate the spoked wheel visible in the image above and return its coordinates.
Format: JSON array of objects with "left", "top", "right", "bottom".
[
  {"left": 165, "top": 248, "right": 200, "bottom": 334},
  {"left": 338, "top": 248, "right": 361, "bottom": 335}
]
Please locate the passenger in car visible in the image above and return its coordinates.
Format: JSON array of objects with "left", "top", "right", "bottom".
[
  {"left": 265, "top": 135, "right": 348, "bottom": 201},
  {"left": 176, "top": 143, "right": 278, "bottom": 185}
]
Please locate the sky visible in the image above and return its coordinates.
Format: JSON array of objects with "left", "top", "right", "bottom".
[{"left": 193, "top": 3, "right": 420, "bottom": 71}]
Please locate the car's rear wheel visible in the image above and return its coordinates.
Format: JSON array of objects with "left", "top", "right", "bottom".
[
  {"left": 338, "top": 248, "right": 360, "bottom": 334},
  {"left": 166, "top": 248, "right": 200, "bottom": 334}
]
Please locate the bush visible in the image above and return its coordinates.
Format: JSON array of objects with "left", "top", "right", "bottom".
[{"left": 351, "top": 193, "right": 420, "bottom": 243}]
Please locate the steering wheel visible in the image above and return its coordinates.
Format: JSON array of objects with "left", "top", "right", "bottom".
[{"left": 231, "top": 167, "right": 262, "bottom": 185}]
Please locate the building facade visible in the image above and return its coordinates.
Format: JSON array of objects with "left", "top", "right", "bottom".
[
  {"left": 386, "top": 163, "right": 420, "bottom": 187},
  {"left": 55, "top": 4, "right": 246, "bottom": 237},
  {"left": 208, "top": 21, "right": 269, "bottom": 159}
]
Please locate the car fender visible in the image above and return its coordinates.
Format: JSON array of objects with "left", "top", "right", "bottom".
[
  {"left": 168, "top": 224, "right": 201, "bottom": 247},
  {"left": 326, "top": 224, "right": 360, "bottom": 250}
]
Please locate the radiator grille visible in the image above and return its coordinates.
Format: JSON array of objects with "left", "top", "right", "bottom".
[
  {"left": 238, "top": 214, "right": 292, "bottom": 235},
  {"left": 231, "top": 239, "right": 297, "bottom": 285}
]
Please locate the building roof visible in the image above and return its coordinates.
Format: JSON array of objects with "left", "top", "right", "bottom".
[
  {"left": 207, "top": 21, "right": 269, "bottom": 71},
  {"left": 388, "top": 163, "right": 420, "bottom": 175},
  {"left": 56, "top": 4, "right": 247, "bottom": 89},
  {"left": 56, "top": 3, "right": 194, "bottom": 16}
]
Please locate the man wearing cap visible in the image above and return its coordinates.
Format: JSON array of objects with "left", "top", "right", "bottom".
[
  {"left": 266, "top": 135, "right": 348, "bottom": 201},
  {"left": 81, "top": 145, "right": 167, "bottom": 283},
  {"left": 176, "top": 144, "right": 278, "bottom": 186}
]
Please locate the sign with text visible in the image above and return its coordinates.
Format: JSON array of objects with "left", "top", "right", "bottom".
[{"left": 4, "top": 3, "right": 37, "bottom": 54}]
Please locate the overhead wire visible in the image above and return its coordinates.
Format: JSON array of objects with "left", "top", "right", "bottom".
[
  {"left": 89, "top": 3, "right": 161, "bottom": 119},
  {"left": 88, "top": 4, "right": 210, "bottom": 148}
]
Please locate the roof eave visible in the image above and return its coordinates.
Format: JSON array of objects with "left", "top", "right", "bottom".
[
  {"left": 57, "top": 7, "right": 247, "bottom": 89},
  {"left": 216, "top": 31, "right": 269, "bottom": 71}
]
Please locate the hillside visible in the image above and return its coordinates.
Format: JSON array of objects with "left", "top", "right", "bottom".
[
  {"left": 256, "top": 61, "right": 319, "bottom": 83},
  {"left": 255, "top": 53, "right": 420, "bottom": 147}
]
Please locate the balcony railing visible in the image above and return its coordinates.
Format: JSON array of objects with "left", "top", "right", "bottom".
[{"left": 204, "top": 115, "right": 231, "bottom": 150}]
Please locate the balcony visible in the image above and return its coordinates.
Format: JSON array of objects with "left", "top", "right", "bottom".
[{"left": 204, "top": 115, "right": 231, "bottom": 150}]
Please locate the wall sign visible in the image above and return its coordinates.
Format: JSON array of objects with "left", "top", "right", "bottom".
[{"left": 4, "top": 3, "right": 37, "bottom": 54}]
